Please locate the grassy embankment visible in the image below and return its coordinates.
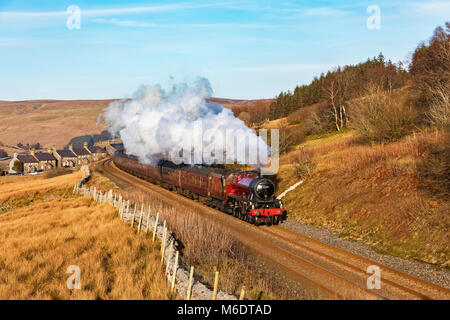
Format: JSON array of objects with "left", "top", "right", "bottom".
[
  {"left": 276, "top": 128, "right": 449, "bottom": 267},
  {"left": 0, "top": 172, "right": 173, "bottom": 299}
]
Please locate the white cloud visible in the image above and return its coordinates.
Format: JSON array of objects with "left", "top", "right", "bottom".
[
  {"left": 0, "top": 2, "right": 231, "bottom": 20},
  {"left": 92, "top": 18, "right": 159, "bottom": 28},
  {"left": 92, "top": 18, "right": 276, "bottom": 29},
  {"left": 303, "top": 7, "right": 348, "bottom": 17},
  {"left": 411, "top": 1, "right": 450, "bottom": 16},
  {"left": 279, "top": 6, "right": 348, "bottom": 18}
]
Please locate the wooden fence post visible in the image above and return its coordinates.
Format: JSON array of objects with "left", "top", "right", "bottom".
[
  {"left": 137, "top": 208, "right": 143, "bottom": 233},
  {"left": 152, "top": 212, "right": 160, "bottom": 241},
  {"left": 239, "top": 286, "right": 245, "bottom": 300},
  {"left": 171, "top": 251, "right": 179, "bottom": 292},
  {"left": 138, "top": 204, "right": 144, "bottom": 232},
  {"left": 131, "top": 204, "right": 137, "bottom": 228},
  {"left": 212, "top": 271, "right": 219, "bottom": 300},
  {"left": 187, "top": 266, "right": 194, "bottom": 300}
]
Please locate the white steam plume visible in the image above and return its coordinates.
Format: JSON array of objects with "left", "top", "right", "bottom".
[{"left": 101, "top": 78, "right": 269, "bottom": 166}]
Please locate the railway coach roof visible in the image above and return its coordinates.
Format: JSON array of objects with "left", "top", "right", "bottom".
[
  {"left": 181, "top": 165, "right": 221, "bottom": 176},
  {"left": 158, "top": 160, "right": 181, "bottom": 169}
]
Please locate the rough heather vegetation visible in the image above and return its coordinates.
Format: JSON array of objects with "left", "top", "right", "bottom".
[{"left": 266, "top": 22, "right": 449, "bottom": 267}]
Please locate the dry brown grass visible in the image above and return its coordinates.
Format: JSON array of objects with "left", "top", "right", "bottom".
[
  {"left": 0, "top": 172, "right": 173, "bottom": 299},
  {"left": 277, "top": 129, "right": 450, "bottom": 267},
  {"left": 119, "top": 189, "right": 302, "bottom": 300},
  {"left": 0, "top": 172, "right": 83, "bottom": 206}
]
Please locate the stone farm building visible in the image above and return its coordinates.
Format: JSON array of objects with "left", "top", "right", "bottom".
[
  {"left": 88, "top": 145, "right": 108, "bottom": 162},
  {"left": 32, "top": 150, "right": 57, "bottom": 170},
  {"left": 53, "top": 149, "right": 77, "bottom": 168},
  {"left": 69, "top": 144, "right": 91, "bottom": 166}
]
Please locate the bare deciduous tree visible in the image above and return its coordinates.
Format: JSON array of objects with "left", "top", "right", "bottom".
[
  {"left": 427, "top": 82, "right": 450, "bottom": 130},
  {"left": 278, "top": 119, "right": 294, "bottom": 154},
  {"left": 324, "top": 79, "right": 348, "bottom": 132}
]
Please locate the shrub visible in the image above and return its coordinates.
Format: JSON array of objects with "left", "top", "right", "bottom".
[
  {"left": 12, "top": 160, "right": 23, "bottom": 173},
  {"left": 278, "top": 128, "right": 294, "bottom": 155},
  {"left": 276, "top": 120, "right": 307, "bottom": 154},
  {"left": 348, "top": 86, "right": 417, "bottom": 143},
  {"left": 303, "top": 111, "right": 335, "bottom": 136},
  {"left": 292, "top": 149, "right": 316, "bottom": 180},
  {"left": 289, "top": 103, "right": 335, "bottom": 137},
  {"left": 237, "top": 111, "right": 250, "bottom": 124}
]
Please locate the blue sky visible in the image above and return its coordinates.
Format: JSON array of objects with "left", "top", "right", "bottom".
[{"left": 0, "top": 0, "right": 449, "bottom": 100}]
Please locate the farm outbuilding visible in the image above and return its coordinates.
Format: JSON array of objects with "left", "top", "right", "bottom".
[
  {"left": 31, "top": 149, "right": 57, "bottom": 171},
  {"left": 69, "top": 144, "right": 91, "bottom": 165},
  {"left": 53, "top": 148, "right": 77, "bottom": 168},
  {"left": 87, "top": 145, "right": 107, "bottom": 162}
]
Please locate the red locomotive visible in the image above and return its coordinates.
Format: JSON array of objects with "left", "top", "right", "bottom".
[{"left": 113, "top": 153, "right": 286, "bottom": 225}]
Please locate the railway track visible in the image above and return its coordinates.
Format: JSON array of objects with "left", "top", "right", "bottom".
[{"left": 97, "top": 158, "right": 450, "bottom": 300}]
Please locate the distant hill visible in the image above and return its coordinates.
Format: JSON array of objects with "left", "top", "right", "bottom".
[
  {"left": 0, "top": 99, "right": 113, "bottom": 148},
  {"left": 0, "top": 97, "right": 266, "bottom": 148},
  {"left": 208, "top": 97, "right": 273, "bottom": 107}
]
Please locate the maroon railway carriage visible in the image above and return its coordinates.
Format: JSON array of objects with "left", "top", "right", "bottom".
[
  {"left": 113, "top": 153, "right": 286, "bottom": 225},
  {"left": 158, "top": 160, "right": 181, "bottom": 189}
]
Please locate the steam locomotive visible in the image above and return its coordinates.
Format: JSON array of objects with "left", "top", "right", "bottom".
[{"left": 113, "top": 153, "right": 286, "bottom": 225}]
